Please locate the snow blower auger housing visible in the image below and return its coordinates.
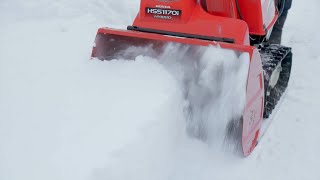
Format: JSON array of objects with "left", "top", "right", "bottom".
[{"left": 91, "top": 0, "right": 292, "bottom": 157}]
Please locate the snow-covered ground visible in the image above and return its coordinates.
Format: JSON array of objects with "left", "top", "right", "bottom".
[{"left": 1, "top": 0, "right": 320, "bottom": 180}]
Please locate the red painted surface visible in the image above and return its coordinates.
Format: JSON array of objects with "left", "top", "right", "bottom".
[
  {"left": 205, "top": 0, "right": 239, "bottom": 18},
  {"left": 133, "top": 4, "right": 249, "bottom": 45},
  {"left": 236, "top": 0, "right": 278, "bottom": 35},
  {"left": 139, "top": 0, "right": 197, "bottom": 24},
  {"left": 242, "top": 49, "right": 264, "bottom": 156},
  {"left": 236, "top": 0, "right": 265, "bottom": 35},
  {"left": 93, "top": 27, "right": 251, "bottom": 57},
  {"left": 135, "top": 0, "right": 277, "bottom": 39}
]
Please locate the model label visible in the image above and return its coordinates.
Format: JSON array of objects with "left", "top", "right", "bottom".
[{"left": 146, "top": 7, "right": 181, "bottom": 17}]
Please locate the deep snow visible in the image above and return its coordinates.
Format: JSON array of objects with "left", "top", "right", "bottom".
[{"left": 1, "top": 0, "right": 320, "bottom": 180}]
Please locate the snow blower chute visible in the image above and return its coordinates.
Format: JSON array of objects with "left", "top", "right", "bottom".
[{"left": 91, "top": 0, "right": 292, "bottom": 156}]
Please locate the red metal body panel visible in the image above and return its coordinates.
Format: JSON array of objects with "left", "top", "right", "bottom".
[
  {"left": 202, "top": 0, "right": 278, "bottom": 35},
  {"left": 237, "top": 0, "right": 278, "bottom": 35},
  {"left": 139, "top": 0, "right": 197, "bottom": 23},
  {"left": 236, "top": 0, "right": 265, "bottom": 35},
  {"left": 136, "top": 0, "right": 278, "bottom": 43},
  {"left": 242, "top": 49, "right": 264, "bottom": 156},
  {"left": 205, "top": 0, "right": 239, "bottom": 18},
  {"left": 133, "top": 4, "right": 250, "bottom": 45}
]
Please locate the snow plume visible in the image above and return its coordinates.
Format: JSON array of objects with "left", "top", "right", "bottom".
[
  {"left": 157, "top": 43, "right": 250, "bottom": 152},
  {"left": 110, "top": 42, "right": 250, "bottom": 152},
  {"left": 108, "top": 41, "right": 251, "bottom": 148},
  {"left": 88, "top": 43, "right": 251, "bottom": 180}
]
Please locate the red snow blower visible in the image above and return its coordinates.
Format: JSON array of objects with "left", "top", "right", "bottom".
[{"left": 91, "top": 0, "right": 292, "bottom": 156}]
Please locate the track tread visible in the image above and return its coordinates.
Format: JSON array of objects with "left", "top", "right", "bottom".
[{"left": 259, "top": 44, "right": 292, "bottom": 118}]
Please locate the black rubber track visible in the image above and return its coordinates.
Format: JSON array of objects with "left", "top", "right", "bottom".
[{"left": 259, "top": 44, "right": 292, "bottom": 118}]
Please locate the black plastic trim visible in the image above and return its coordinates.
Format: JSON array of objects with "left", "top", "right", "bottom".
[{"left": 127, "top": 26, "right": 235, "bottom": 44}]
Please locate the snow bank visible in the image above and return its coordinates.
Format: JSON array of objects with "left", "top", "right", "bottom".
[{"left": 0, "top": 19, "right": 183, "bottom": 179}]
